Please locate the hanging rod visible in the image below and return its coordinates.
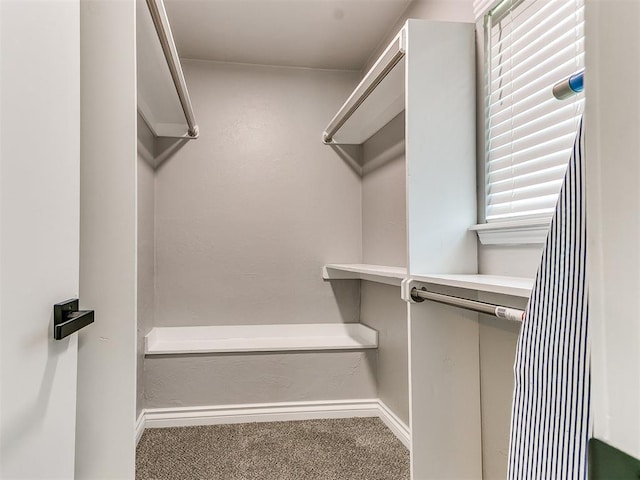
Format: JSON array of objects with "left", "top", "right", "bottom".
[
  {"left": 410, "top": 287, "right": 525, "bottom": 322},
  {"left": 553, "top": 70, "right": 584, "bottom": 100},
  {"left": 322, "top": 30, "right": 406, "bottom": 144},
  {"left": 146, "top": 0, "right": 199, "bottom": 138}
]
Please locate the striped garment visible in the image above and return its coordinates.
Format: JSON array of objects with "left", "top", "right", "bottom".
[{"left": 508, "top": 119, "right": 591, "bottom": 479}]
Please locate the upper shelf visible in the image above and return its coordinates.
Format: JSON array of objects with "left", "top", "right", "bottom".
[
  {"left": 322, "top": 27, "right": 406, "bottom": 145},
  {"left": 410, "top": 273, "right": 533, "bottom": 298},
  {"left": 323, "top": 263, "right": 533, "bottom": 298}
]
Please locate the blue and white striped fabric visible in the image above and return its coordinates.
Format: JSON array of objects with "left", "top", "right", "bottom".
[{"left": 508, "top": 119, "right": 591, "bottom": 479}]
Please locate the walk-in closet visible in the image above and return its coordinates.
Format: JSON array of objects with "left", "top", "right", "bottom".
[{"left": 2, "top": 0, "right": 640, "bottom": 479}]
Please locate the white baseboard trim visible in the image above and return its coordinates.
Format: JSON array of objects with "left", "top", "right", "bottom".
[
  {"left": 144, "top": 399, "right": 380, "bottom": 428},
  {"left": 135, "top": 412, "right": 146, "bottom": 445},
  {"left": 377, "top": 400, "right": 410, "bottom": 449},
  {"left": 137, "top": 399, "right": 410, "bottom": 448}
]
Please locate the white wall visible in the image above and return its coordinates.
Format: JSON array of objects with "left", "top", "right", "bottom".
[
  {"left": 586, "top": 0, "right": 640, "bottom": 459},
  {"left": 77, "top": 0, "right": 137, "bottom": 477}
]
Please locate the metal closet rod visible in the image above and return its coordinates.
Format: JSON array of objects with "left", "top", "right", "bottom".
[
  {"left": 146, "top": 0, "right": 199, "bottom": 138},
  {"left": 553, "top": 70, "right": 584, "bottom": 100},
  {"left": 410, "top": 287, "right": 525, "bottom": 322}
]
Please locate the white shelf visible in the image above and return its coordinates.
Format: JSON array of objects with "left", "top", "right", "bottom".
[
  {"left": 322, "top": 263, "right": 532, "bottom": 298},
  {"left": 145, "top": 323, "right": 378, "bottom": 355},
  {"left": 322, "top": 28, "right": 406, "bottom": 145},
  {"left": 410, "top": 274, "right": 533, "bottom": 298},
  {"left": 322, "top": 264, "right": 407, "bottom": 286}
]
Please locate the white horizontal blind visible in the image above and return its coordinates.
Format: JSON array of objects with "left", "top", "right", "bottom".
[
  {"left": 485, "top": 0, "right": 584, "bottom": 222},
  {"left": 474, "top": 0, "right": 499, "bottom": 20}
]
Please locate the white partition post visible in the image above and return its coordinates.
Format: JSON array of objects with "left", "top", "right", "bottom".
[
  {"left": 404, "top": 21, "right": 481, "bottom": 479},
  {"left": 76, "top": 0, "right": 138, "bottom": 477}
]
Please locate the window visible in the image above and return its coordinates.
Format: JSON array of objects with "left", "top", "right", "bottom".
[{"left": 483, "top": 0, "right": 584, "bottom": 223}]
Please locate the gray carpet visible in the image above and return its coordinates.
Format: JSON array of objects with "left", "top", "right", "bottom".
[{"left": 136, "top": 417, "right": 409, "bottom": 479}]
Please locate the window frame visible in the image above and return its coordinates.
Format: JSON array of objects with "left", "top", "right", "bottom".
[{"left": 472, "top": 0, "right": 584, "bottom": 245}]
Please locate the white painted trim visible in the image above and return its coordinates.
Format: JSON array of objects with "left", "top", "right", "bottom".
[
  {"left": 469, "top": 217, "right": 551, "bottom": 245},
  {"left": 144, "top": 399, "right": 380, "bottom": 428},
  {"left": 145, "top": 323, "right": 378, "bottom": 355},
  {"left": 135, "top": 412, "right": 146, "bottom": 446},
  {"left": 136, "top": 399, "right": 410, "bottom": 448},
  {"left": 377, "top": 400, "right": 410, "bottom": 449}
]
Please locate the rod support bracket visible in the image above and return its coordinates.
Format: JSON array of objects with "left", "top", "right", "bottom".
[{"left": 401, "top": 279, "right": 424, "bottom": 304}]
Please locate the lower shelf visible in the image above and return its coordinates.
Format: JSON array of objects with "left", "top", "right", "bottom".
[{"left": 145, "top": 323, "right": 378, "bottom": 355}]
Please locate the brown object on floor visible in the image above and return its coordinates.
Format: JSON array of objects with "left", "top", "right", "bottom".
[{"left": 136, "top": 417, "right": 409, "bottom": 480}]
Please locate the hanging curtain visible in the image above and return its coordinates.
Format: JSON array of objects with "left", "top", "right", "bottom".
[{"left": 508, "top": 119, "right": 591, "bottom": 479}]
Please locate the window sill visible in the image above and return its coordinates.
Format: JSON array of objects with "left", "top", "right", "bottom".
[{"left": 469, "top": 218, "right": 551, "bottom": 246}]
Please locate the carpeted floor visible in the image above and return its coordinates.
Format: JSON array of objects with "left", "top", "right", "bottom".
[{"left": 136, "top": 417, "right": 409, "bottom": 480}]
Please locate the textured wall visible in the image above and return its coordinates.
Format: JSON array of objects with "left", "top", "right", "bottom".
[
  {"left": 146, "top": 60, "right": 375, "bottom": 407},
  {"left": 360, "top": 114, "right": 409, "bottom": 425},
  {"left": 477, "top": 292, "right": 527, "bottom": 480},
  {"left": 144, "top": 351, "right": 377, "bottom": 408},
  {"left": 360, "top": 282, "right": 409, "bottom": 425},
  {"left": 362, "top": 113, "right": 406, "bottom": 268},
  {"left": 153, "top": 60, "right": 362, "bottom": 328}
]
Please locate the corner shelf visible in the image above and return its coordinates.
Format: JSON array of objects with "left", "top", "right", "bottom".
[
  {"left": 145, "top": 323, "right": 378, "bottom": 355},
  {"left": 322, "top": 264, "right": 407, "bottom": 286}
]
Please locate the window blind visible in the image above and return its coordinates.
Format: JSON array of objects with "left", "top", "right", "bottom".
[{"left": 485, "top": 0, "right": 584, "bottom": 222}]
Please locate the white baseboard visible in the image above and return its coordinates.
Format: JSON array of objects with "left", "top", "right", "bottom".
[
  {"left": 377, "top": 400, "right": 410, "bottom": 448},
  {"left": 136, "top": 399, "right": 410, "bottom": 448},
  {"left": 135, "top": 412, "right": 145, "bottom": 445},
  {"left": 144, "top": 399, "right": 380, "bottom": 428}
]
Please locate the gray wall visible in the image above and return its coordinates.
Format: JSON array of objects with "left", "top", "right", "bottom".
[
  {"left": 145, "top": 60, "right": 379, "bottom": 408},
  {"left": 137, "top": 114, "right": 156, "bottom": 418},
  {"left": 154, "top": 60, "right": 362, "bottom": 328},
  {"left": 360, "top": 282, "right": 409, "bottom": 425},
  {"left": 360, "top": 113, "right": 409, "bottom": 425},
  {"left": 145, "top": 351, "right": 377, "bottom": 408},
  {"left": 362, "top": 113, "right": 406, "bottom": 267},
  {"left": 477, "top": 293, "right": 527, "bottom": 480}
]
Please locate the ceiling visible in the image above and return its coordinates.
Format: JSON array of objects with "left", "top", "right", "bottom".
[{"left": 163, "top": 0, "right": 413, "bottom": 70}]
